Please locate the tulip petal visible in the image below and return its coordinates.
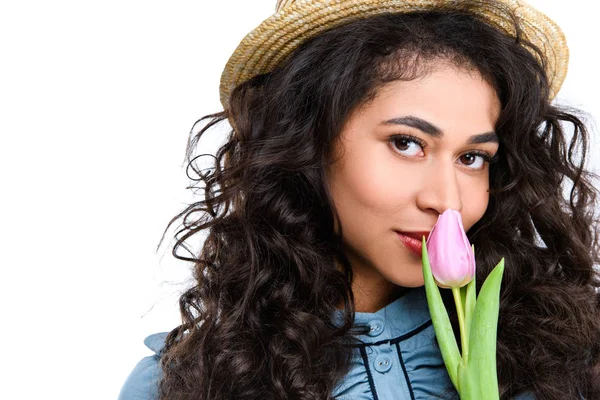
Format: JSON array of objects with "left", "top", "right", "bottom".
[{"left": 426, "top": 209, "right": 475, "bottom": 288}]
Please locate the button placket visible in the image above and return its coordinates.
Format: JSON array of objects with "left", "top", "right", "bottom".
[
  {"left": 368, "top": 341, "right": 411, "bottom": 399},
  {"left": 373, "top": 341, "right": 394, "bottom": 374}
]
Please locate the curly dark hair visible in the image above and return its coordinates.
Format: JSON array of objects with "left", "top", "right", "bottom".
[{"left": 156, "top": 1, "right": 600, "bottom": 399}]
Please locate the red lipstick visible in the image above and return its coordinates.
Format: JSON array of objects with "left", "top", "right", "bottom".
[{"left": 395, "top": 231, "right": 429, "bottom": 256}]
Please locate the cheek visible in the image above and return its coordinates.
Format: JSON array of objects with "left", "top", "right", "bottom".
[
  {"left": 340, "top": 150, "right": 419, "bottom": 212},
  {"left": 461, "top": 177, "right": 490, "bottom": 230}
]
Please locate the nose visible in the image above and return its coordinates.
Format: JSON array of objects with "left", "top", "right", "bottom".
[{"left": 415, "top": 164, "right": 463, "bottom": 215}]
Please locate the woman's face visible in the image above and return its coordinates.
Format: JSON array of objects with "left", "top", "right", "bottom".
[{"left": 326, "top": 64, "right": 501, "bottom": 310}]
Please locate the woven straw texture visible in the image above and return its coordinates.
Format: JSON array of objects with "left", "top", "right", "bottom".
[{"left": 220, "top": 0, "right": 568, "bottom": 109}]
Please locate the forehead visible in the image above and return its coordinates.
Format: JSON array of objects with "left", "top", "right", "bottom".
[{"left": 354, "top": 64, "right": 501, "bottom": 137}]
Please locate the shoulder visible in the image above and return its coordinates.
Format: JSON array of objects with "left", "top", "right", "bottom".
[{"left": 118, "top": 332, "right": 169, "bottom": 400}]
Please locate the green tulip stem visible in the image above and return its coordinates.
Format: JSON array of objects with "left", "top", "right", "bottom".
[{"left": 451, "top": 286, "right": 468, "bottom": 363}]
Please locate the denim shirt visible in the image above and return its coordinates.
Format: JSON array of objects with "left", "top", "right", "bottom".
[{"left": 119, "top": 286, "right": 537, "bottom": 399}]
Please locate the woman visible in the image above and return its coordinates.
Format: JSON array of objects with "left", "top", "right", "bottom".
[{"left": 119, "top": 0, "right": 600, "bottom": 399}]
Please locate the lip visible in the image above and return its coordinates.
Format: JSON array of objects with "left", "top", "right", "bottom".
[
  {"left": 396, "top": 231, "right": 431, "bottom": 241},
  {"left": 395, "top": 231, "right": 428, "bottom": 256}
]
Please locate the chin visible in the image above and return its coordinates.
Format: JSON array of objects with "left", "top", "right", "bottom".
[
  {"left": 402, "top": 280, "right": 425, "bottom": 288},
  {"left": 385, "top": 271, "right": 424, "bottom": 288}
]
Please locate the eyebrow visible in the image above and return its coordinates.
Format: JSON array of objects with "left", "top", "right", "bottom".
[{"left": 381, "top": 115, "right": 498, "bottom": 144}]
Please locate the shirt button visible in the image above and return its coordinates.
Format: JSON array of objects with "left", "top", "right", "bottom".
[
  {"left": 374, "top": 354, "right": 393, "bottom": 373},
  {"left": 367, "top": 318, "right": 385, "bottom": 337}
]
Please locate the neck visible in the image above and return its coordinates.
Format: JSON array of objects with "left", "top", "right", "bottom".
[
  {"left": 352, "top": 281, "right": 408, "bottom": 312},
  {"left": 334, "top": 258, "right": 408, "bottom": 313},
  {"left": 338, "top": 268, "right": 408, "bottom": 312}
]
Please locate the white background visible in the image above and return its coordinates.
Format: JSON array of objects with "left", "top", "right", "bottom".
[{"left": 0, "top": 1, "right": 597, "bottom": 399}]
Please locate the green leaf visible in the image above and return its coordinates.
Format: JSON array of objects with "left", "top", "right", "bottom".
[
  {"left": 458, "top": 359, "right": 479, "bottom": 400},
  {"left": 467, "top": 258, "right": 505, "bottom": 400},
  {"left": 421, "top": 237, "right": 461, "bottom": 391},
  {"left": 463, "top": 245, "right": 477, "bottom": 364}
]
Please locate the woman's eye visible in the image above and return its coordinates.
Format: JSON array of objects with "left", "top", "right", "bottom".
[
  {"left": 390, "top": 135, "right": 424, "bottom": 157},
  {"left": 458, "top": 153, "right": 489, "bottom": 170},
  {"left": 390, "top": 135, "right": 495, "bottom": 170}
]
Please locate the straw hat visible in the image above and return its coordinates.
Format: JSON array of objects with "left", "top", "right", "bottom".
[{"left": 219, "top": 0, "right": 568, "bottom": 109}]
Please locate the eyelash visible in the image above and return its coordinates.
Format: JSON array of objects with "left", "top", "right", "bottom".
[{"left": 388, "top": 134, "right": 499, "bottom": 169}]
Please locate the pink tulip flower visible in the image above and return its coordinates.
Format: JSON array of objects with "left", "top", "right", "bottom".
[{"left": 426, "top": 209, "right": 475, "bottom": 288}]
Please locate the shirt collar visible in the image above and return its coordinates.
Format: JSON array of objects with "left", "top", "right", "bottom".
[{"left": 333, "top": 285, "right": 432, "bottom": 342}]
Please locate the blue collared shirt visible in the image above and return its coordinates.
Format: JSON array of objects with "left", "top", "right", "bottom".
[{"left": 119, "top": 286, "right": 537, "bottom": 399}]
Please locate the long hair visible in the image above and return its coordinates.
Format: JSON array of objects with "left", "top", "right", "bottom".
[{"left": 157, "top": 1, "right": 600, "bottom": 399}]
